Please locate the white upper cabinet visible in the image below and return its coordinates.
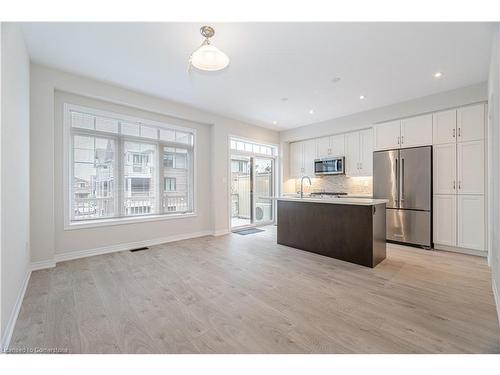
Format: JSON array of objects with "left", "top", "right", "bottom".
[
  {"left": 330, "top": 134, "right": 345, "bottom": 157},
  {"left": 433, "top": 194, "right": 457, "bottom": 246},
  {"left": 457, "top": 195, "right": 485, "bottom": 251},
  {"left": 400, "top": 114, "right": 433, "bottom": 148},
  {"left": 289, "top": 141, "right": 303, "bottom": 178},
  {"left": 316, "top": 134, "right": 345, "bottom": 158},
  {"left": 373, "top": 120, "right": 401, "bottom": 151},
  {"left": 433, "top": 143, "right": 457, "bottom": 195},
  {"left": 359, "top": 128, "right": 373, "bottom": 176},
  {"left": 344, "top": 129, "right": 372, "bottom": 177},
  {"left": 302, "top": 139, "right": 316, "bottom": 176},
  {"left": 457, "top": 104, "right": 485, "bottom": 142},
  {"left": 289, "top": 139, "right": 316, "bottom": 178},
  {"left": 316, "top": 136, "right": 330, "bottom": 158},
  {"left": 345, "top": 131, "right": 360, "bottom": 176},
  {"left": 433, "top": 109, "right": 457, "bottom": 145},
  {"left": 374, "top": 115, "right": 433, "bottom": 151},
  {"left": 457, "top": 140, "right": 484, "bottom": 195}
]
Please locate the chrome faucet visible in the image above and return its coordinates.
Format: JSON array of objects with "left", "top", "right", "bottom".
[{"left": 300, "top": 176, "right": 312, "bottom": 198}]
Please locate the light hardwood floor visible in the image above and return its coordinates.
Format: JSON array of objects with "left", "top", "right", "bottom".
[{"left": 10, "top": 226, "right": 500, "bottom": 353}]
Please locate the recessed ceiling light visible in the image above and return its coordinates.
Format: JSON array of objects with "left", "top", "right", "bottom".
[
  {"left": 272, "top": 120, "right": 277, "bottom": 125},
  {"left": 281, "top": 97, "right": 289, "bottom": 102},
  {"left": 309, "top": 109, "right": 314, "bottom": 115},
  {"left": 332, "top": 77, "right": 341, "bottom": 83},
  {"left": 359, "top": 95, "right": 365, "bottom": 100},
  {"left": 434, "top": 72, "right": 443, "bottom": 78}
]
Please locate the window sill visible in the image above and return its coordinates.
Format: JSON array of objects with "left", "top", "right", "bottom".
[{"left": 64, "top": 212, "right": 198, "bottom": 230}]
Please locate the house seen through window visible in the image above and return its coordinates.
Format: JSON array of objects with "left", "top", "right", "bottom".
[{"left": 68, "top": 104, "right": 195, "bottom": 224}]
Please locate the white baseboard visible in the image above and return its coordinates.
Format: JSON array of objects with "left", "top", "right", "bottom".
[
  {"left": 1, "top": 269, "right": 31, "bottom": 352},
  {"left": 213, "top": 229, "right": 230, "bottom": 236},
  {"left": 493, "top": 277, "right": 500, "bottom": 327},
  {"left": 30, "top": 259, "right": 56, "bottom": 271},
  {"left": 54, "top": 230, "right": 213, "bottom": 263},
  {"left": 434, "top": 244, "right": 488, "bottom": 258}
]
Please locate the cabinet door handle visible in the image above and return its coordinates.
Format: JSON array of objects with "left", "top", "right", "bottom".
[
  {"left": 458, "top": 128, "right": 461, "bottom": 137},
  {"left": 453, "top": 128, "right": 455, "bottom": 138},
  {"left": 453, "top": 180, "right": 455, "bottom": 190},
  {"left": 397, "top": 136, "right": 400, "bottom": 144},
  {"left": 458, "top": 181, "right": 461, "bottom": 189},
  {"left": 401, "top": 136, "right": 404, "bottom": 145}
]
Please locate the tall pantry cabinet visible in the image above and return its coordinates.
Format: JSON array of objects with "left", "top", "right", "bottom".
[{"left": 433, "top": 103, "right": 486, "bottom": 253}]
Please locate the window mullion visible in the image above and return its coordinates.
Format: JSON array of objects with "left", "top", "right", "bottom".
[
  {"left": 117, "top": 135, "right": 124, "bottom": 218},
  {"left": 158, "top": 143, "right": 164, "bottom": 214}
]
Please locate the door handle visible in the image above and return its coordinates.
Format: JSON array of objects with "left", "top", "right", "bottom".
[
  {"left": 395, "top": 158, "right": 399, "bottom": 204},
  {"left": 400, "top": 158, "right": 405, "bottom": 201},
  {"left": 458, "top": 127, "right": 461, "bottom": 137}
]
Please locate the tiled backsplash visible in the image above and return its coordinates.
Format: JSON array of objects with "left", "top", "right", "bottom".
[{"left": 292, "top": 175, "right": 373, "bottom": 196}]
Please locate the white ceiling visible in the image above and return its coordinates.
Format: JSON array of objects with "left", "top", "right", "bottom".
[{"left": 20, "top": 22, "right": 495, "bottom": 130}]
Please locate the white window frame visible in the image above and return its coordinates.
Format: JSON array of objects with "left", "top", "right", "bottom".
[
  {"left": 63, "top": 103, "right": 197, "bottom": 230},
  {"left": 227, "top": 135, "right": 280, "bottom": 231}
]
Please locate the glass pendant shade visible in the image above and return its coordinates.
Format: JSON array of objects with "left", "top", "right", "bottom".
[{"left": 190, "top": 43, "right": 229, "bottom": 71}]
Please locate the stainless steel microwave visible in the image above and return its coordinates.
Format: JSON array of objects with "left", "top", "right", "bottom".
[{"left": 314, "top": 157, "right": 345, "bottom": 175}]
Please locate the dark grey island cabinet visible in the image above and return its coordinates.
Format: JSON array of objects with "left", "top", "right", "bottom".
[{"left": 275, "top": 197, "right": 388, "bottom": 268}]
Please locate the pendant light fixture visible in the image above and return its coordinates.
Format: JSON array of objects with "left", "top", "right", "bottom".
[{"left": 189, "top": 26, "right": 229, "bottom": 72}]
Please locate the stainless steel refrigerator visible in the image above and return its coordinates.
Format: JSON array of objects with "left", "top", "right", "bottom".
[{"left": 373, "top": 146, "right": 432, "bottom": 248}]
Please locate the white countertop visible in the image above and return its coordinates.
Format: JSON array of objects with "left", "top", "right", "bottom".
[{"left": 272, "top": 196, "right": 388, "bottom": 206}]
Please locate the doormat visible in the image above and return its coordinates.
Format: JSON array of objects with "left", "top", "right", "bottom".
[{"left": 232, "top": 228, "right": 265, "bottom": 235}]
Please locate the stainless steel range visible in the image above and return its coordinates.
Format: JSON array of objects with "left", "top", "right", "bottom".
[{"left": 309, "top": 192, "right": 348, "bottom": 198}]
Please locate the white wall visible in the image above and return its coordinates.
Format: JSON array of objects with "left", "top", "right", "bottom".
[
  {"left": 30, "top": 64, "right": 279, "bottom": 264},
  {"left": 280, "top": 82, "right": 488, "bottom": 191},
  {"left": 281, "top": 82, "right": 487, "bottom": 143},
  {"left": 1, "top": 23, "right": 30, "bottom": 349},
  {"left": 487, "top": 24, "right": 500, "bottom": 324}
]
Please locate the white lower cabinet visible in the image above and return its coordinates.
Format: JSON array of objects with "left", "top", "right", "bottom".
[
  {"left": 434, "top": 194, "right": 485, "bottom": 252},
  {"left": 457, "top": 195, "right": 485, "bottom": 251},
  {"left": 433, "top": 195, "right": 456, "bottom": 246}
]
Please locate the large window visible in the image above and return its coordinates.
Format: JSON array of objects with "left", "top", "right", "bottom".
[{"left": 66, "top": 104, "right": 195, "bottom": 226}]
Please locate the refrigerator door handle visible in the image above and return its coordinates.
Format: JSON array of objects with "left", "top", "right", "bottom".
[
  {"left": 395, "top": 158, "right": 399, "bottom": 206},
  {"left": 400, "top": 158, "right": 405, "bottom": 202}
]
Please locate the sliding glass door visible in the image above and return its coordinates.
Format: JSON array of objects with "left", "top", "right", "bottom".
[
  {"left": 230, "top": 155, "right": 275, "bottom": 229},
  {"left": 253, "top": 157, "right": 274, "bottom": 224},
  {"left": 231, "top": 156, "right": 252, "bottom": 228}
]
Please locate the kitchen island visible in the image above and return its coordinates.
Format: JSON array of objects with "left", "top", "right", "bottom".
[{"left": 274, "top": 197, "right": 388, "bottom": 268}]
